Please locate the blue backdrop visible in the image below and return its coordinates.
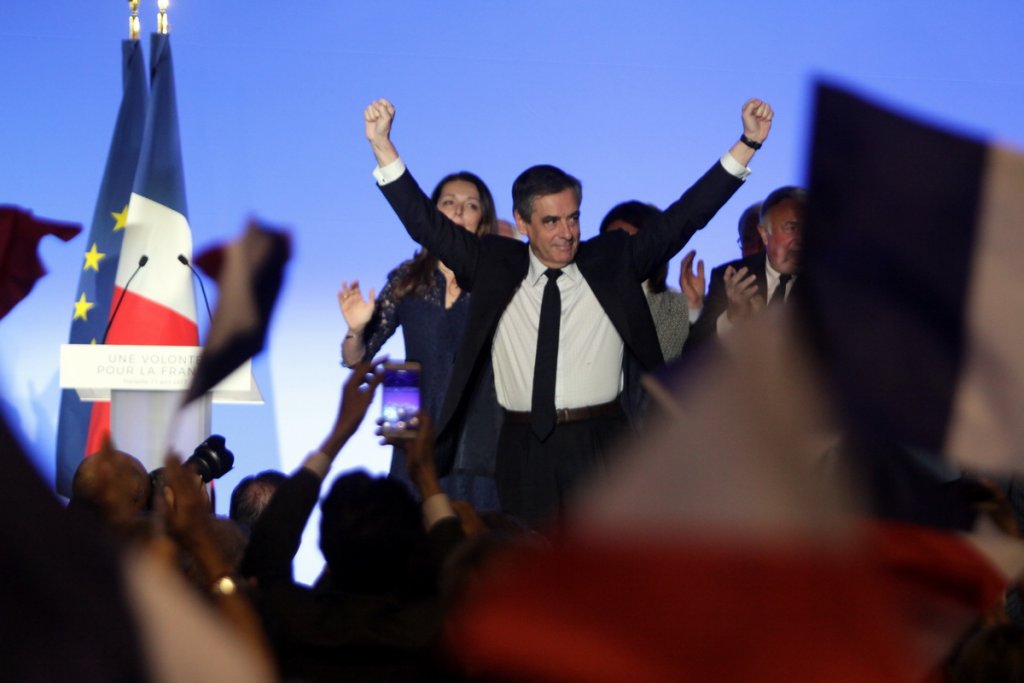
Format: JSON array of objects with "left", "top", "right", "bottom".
[{"left": 3, "top": 0, "right": 1022, "bottom": 580}]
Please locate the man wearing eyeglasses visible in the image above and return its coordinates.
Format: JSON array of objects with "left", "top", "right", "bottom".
[{"left": 688, "top": 186, "right": 807, "bottom": 348}]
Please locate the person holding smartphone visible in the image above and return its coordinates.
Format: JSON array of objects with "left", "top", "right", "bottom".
[{"left": 339, "top": 172, "right": 502, "bottom": 510}]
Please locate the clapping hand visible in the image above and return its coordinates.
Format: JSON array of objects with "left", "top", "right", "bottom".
[
  {"left": 679, "top": 250, "right": 705, "bottom": 311},
  {"left": 338, "top": 280, "right": 376, "bottom": 330},
  {"left": 724, "top": 265, "right": 763, "bottom": 323}
]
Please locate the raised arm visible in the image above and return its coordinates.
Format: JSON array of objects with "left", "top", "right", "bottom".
[
  {"left": 316, "top": 357, "right": 387, "bottom": 461},
  {"left": 365, "top": 99, "right": 399, "bottom": 168},
  {"left": 364, "top": 98, "right": 482, "bottom": 287},
  {"left": 242, "top": 360, "right": 385, "bottom": 581},
  {"left": 381, "top": 414, "right": 465, "bottom": 563},
  {"left": 630, "top": 98, "right": 774, "bottom": 279},
  {"left": 727, "top": 98, "right": 773, "bottom": 168}
]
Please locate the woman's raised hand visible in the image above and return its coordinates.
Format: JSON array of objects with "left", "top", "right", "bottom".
[{"left": 338, "top": 280, "right": 376, "bottom": 330}]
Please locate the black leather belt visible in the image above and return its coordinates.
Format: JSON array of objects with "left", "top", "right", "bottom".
[{"left": 503, "top": 398, "right": 623, "bottom": 425}]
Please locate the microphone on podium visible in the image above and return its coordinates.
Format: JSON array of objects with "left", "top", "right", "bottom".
[
  {"left": 102, "top": 255, "right": 148, "bottom": 344},
  {"left": 178, "top": 253, "right": 213, "bottom": 322}
]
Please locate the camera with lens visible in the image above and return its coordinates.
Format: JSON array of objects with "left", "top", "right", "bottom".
[{"left": 185, "top": 434, "right": 235, "bottom": 483}]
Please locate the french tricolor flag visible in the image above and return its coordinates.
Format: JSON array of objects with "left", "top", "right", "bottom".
[
  {"left": 86, "top": 33, "right": 198, "bottom": 458},
  {"left": 106, "top": 33, "right": 197, "bottom": 348},
  {"left": 801, "top": 83, "right": 1024, "bottom": 477}
]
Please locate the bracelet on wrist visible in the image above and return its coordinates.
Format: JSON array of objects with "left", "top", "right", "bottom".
[{"left": 739, "top": 134, "right": 763, "bottom": 150}]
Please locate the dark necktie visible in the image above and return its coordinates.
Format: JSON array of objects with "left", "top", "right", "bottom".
[
  {"left": 769, "top": 273, "right": 792, "bottom": 306},
  {"left": 531, "top": 268, "right": 562, "bottom": 440}
]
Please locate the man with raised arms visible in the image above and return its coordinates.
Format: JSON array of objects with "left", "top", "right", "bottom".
[{"left": 364, "top": 97, "right": 772, "bottom": 527}]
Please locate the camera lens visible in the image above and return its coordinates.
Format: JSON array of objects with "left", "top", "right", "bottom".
[{"left": 185, "top": 435, "right": 234, "bottom": 483}]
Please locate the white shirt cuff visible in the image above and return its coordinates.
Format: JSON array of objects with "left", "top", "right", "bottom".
[
  {"left": 720, "top": 152, "right": 751, "bottom": 180},
  {"left": 688, "top": 305, "right": 702, "bottom": 325},
  {"left": 422, "top": 493, "right": 457, "bottom": 529},
  {"left": 373, "top": 158, "right": 407, "bottom": 186}
]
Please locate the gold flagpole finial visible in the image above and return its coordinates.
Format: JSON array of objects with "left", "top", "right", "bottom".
[
  {"left": 128, "top": 0, "right": 140, "bottom": 40},
  {"left": 157, "top": 0, "right": 170, "bottom": 35}
]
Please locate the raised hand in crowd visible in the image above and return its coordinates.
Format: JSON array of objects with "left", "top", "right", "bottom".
[
  {"left": 338, "top": 280, "right": 376, "bottom": 366},
  {"left": 680, "top": 249, "right": 705, "bottom": 312},
  {"left": 382, "top": 411, "right": 441, "bottom": 500},
  {"left": 317, "top": 357, "right": 386, "bottom": 463},
  {"left": 240, "top": 361, "right": 463, "bottom": 682},
  {"left": 723, "top": 264, "right": 763, "bottom": 324},
  {"left": 241, "top": 359, "right": 387, "bottom": 587}
]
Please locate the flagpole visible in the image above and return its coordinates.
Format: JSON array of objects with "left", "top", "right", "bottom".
[
  {"left": 129, "top": 0, "right": 140, "bottom": 40},
  {"left": 157, "top": 0, "right": 170, "bottom": 35}
]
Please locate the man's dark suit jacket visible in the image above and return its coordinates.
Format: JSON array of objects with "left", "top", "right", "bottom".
[
  {"left": 687, "top": 252, "right": 769, "bottom": 351},
  {"left": 380, "top": 162, "right": 743, "bottom": 473}
]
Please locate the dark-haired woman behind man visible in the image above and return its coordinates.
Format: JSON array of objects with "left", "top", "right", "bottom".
[{"left": 340, "top": 171, "right": 502, "bottom": 510}]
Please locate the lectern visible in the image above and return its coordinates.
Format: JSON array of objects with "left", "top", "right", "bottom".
[{"left": 60, "top": 344, "right": 262, "bottom": 471}]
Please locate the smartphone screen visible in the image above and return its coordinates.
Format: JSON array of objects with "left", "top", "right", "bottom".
[{"left": 380, "top": 362, "right": 421, "bottom": 438}]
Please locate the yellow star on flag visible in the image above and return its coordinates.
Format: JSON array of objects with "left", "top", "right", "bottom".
[
  {"left": 83, "top": 243, "right": 106, "bottom": 271},
  {"left": 111, "top": 204, "right": 129, "bottom": 231},
  {"left": 73, "top": 293, "right": 95, "bottom": 321}
]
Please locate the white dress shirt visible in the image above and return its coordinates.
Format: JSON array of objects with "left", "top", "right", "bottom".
[
  {"left": 764, "top": 257, "right": 795, "bottom": 302},
  {"left": 492, "top": 250, "right": 624, "bottom": 410}
]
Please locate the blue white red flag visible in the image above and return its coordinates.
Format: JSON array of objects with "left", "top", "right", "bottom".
[
  {"left": 106, "top": 32, "right": 197, "bottom": 349},
  {"left": 800, "top": 83, "right": 1024, "bottom": 476}
]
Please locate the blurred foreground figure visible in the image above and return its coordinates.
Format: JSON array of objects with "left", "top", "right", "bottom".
[
  {"left": 0, "top": 206, "right": 80, "bottom": 320},
  {"left": 68, "top": 444, "right": 151, "bottom": 527},
  {"left": 0, "top": 418, "right": 274, "bottom": 683}
]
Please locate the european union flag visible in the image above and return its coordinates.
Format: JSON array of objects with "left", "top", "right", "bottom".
[{"left": 55, "top": 39, "right": 148, "bottom": 496}]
